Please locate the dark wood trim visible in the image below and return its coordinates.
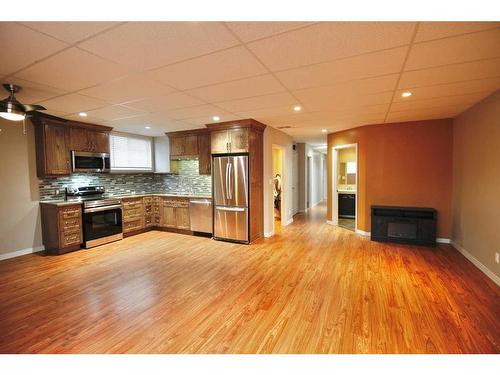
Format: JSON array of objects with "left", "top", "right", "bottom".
[
  {"left": 44, "top": 244, "right": 81, "bottom": 255},
  {"left": 165, "top": 128, "right": 209, "bottom": 137},
  {"left": 33, "top": 113, "right": 113, "bottom": 132},
  {"left": 205, "top": 118, "right": 266, "bottom": 132},
  {"left": 155, "top": 227, "right": 194, "bottom": 236},
  {"left": 123, "top": 227, "right": 153, "bottom": 238}
]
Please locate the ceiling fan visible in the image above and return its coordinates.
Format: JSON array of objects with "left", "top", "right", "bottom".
[{"left": 0, "top": 83, "right": 46, "bottom": 122}]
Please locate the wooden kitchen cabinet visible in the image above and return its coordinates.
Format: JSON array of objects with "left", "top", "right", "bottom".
[
  {"left": 32, "top": 114, "right": 113, "bottom": 177},
  {"left": 169, "top": 134, "right": 199, "bottom": 157},
  {"left": 165, "top": 129, "right": 211, "bottom": 175},
  {"left": 160, "top": 198, "right": 190, "bottom": 230},
  {"left": 197, "top": 131, "right": 211, "bottom": 175},
  {"left": 70, "top": 127, "right": 109, "bottom": 153},
  {"left": 209, "top": 127, "right": 249, "bottom": 154},
  {"left": 122, "top": 197, "right": 145, "bottom": 235},
  {"left": 40, "top": 203, "right": 82, "bottom": 255}
]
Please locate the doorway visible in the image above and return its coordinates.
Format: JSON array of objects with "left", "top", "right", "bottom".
[
  {"left": 272, "top": 145, "right": 284, "bottom": 232},
  {"left": 332, "top": 144, "right": 358, "bottom": 232}
]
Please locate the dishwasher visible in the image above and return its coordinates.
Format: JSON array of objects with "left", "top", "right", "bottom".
[{"left": 189, "top": 198, "right": 213, "bottom": 234}]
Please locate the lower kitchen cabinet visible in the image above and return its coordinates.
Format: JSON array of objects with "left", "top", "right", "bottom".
[
  {"left": 160, "top": 198, "right": 190, "bottom": 230},
  {"left": 339, "top": 193, "right": 355, "bottom": 218},
  {"left": 40, "top": 203, "right": 83, "bottom": 254},
  {"left": 122, "top": 197, "right": 145, "bottom": 234}
]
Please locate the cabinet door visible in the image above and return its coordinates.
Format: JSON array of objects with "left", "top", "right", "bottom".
[
  {"left": 211, "top": 130, "right": 229, "bottom": 154},
  {"left": 170, "top": 136, "right": 184, "bottom": 157},
  {"left": 162, "top": 205, "right": 176, "bottom": 228},
  {"left": 45, "top": 124, "right": 71, "bottom": 175},
  {"left": 175, "top": 207, "right": 190, "bottom": 230},
  {"left": 183, "top": 135, "right": 199, "bottom": 155},
  {"left": 70, "top": 127, "right": 89, "bottom": 151},
  {"left": 90, "top": 131, "right": 110, "bottom": 153},
  {"left": 198, "top": 132, "right": 211, "bottom": 175},
  {"left": 229, "top": 128, "right": 249, "bottom": 153}
]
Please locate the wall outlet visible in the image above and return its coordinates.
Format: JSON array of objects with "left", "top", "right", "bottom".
[{"left": 495, "top": 252, "right": 499, "bottom": 264}]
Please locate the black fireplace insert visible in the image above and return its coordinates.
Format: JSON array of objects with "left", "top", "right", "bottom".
[{"left": 371, "top": 206, "right": 437, "bottom": 246}]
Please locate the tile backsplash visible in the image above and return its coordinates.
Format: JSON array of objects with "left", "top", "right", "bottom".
[{"left": 39, "top": 159, "right": 211, "bottom": 201}]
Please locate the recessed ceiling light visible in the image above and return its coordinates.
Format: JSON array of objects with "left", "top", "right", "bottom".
[
  {"left": 293, "top": 105, "right": 302, "bottom": 112},
  {"left": 79, "top": 112, "right": 87, "bottom": 117},
  {"left": 212, "top": 116, "right": 220, "bottom": 121},
  {"left": 321, "top": 129, "right": 327, "bottom": 133},
  {"left": 144, "top": 126, "right": 151, "bottom": 129},
  {"left": 401, "top": 92, "right": 412, "bottom": 98}
]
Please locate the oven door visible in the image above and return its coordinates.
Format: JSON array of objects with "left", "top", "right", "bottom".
[
  {"left": 83, "top": 205, "right": 122, "bottom": 246},
  {"left": 72, "top": 151, "right": 110, "bottom": 173}
]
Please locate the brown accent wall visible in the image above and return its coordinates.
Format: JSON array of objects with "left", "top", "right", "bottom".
[
  {"left": 452, "top": 90, "right": 500, "bottom": 279},
  {"left": 327, "top": 119, "right": 454, "bottom": 238}
]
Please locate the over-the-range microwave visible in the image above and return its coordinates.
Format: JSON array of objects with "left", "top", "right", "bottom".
[{"left": 71, "top": 151, "right": 110, "bottom": 173}]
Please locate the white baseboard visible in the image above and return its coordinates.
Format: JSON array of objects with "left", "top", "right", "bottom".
[
  {"left": 355, "top": 229, "right": 370, "bottom": 237},
  {"left": 451, "top": 241, "right": 500, "bottom": 286},
  {"left": 283, "top": 217, "right": 294, "bottom": 226},
  {"left": 0, "top": 245, "right": 45, "bottom": 261},
  {"left": 326, "top": 220, "right": 335, "bottom": 225},
  {"left": 264, "top": 231, "right": 274, "bottom": 238},
  {"left": 436, "top": 238, "right": 451, "bottom": 244}
]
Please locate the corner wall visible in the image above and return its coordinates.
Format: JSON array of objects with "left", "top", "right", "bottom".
[
  {"left": 263, "top": 127, "right": 294, "bottom": 236},
  {"left": 452, "top": 90, "right": 500, "bottom": 281},
  {"left": 0, "top": 119, "right": 43, "bottom": 257},
  {"left": 327, "top": 118, "right": 454, "bottom": 238}
]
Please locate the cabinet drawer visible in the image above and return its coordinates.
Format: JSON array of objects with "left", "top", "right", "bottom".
[
  {"left": 163, "top": 199, "right": 189, "bottom": 208},
  {"left": 145, "top": 215, "right": 154, "bottom": 227},
  {"left": 123, "top": 218, "right": 144, "bottom": 233},
  {"left": 122, "top": 198, "right": 143, "bottom": 208},
  {"left": 61, "top": 217, "right": 80, "bottom": 228},
  {"left": 123, "top": 207, "right": 143, "bottom": 218},
  {"left": 59, "top": 206, "right": 81, "bottom": 219},
  {"left": 62, "top": 225, "right": 81, "bottom": 235},
  {"left": 61, "top": 232, "right": 81, "bottom": 247},
  {"left": 143, "top": 196, "right": 153, "bottom": 204}
]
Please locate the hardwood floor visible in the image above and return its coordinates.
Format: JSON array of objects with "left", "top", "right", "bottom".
[{"left": 0, "top": 203, "right": 498, "bottom": 354}]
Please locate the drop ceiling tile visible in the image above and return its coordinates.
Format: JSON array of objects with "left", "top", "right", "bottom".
[
  {"left": 215, "top": 92, "right": 298, "bottom": 112},
  {"left": 293, "top": 75, "right": 397, "bottom": 111},
  {"left": 399, "top": 58, "right": 500, "bottom": 88},
  {"left": 187, "top": 74, "right": 284, "bottom": 102},
  {"left": 235, "top": 105, "right": 310, "bottom": 119},
  {"left": 1, "top": 78, "right": 68, "bottom": 104},
  {"left": 84, "top": 104, "right": 146, "bottom": 121},
  {"left": 22, "top": 22, "right": 120, "bottom": 44},
  {"left": 415, "top": 22, "right": 499, "bottom": 43},
  {"left": 385, "top": 107, "right": 465, "bottom": 123},
  {"left": 277, "top": 47, "right": 408, "bottom": 90},
  {"left": 148, "top": 46, "right": 267, "bottom": 90},
  {"left": 106, "top": 114, "right": 194, "bottom": 135},
  {"left": 394, "top": 77, "right": 500, "bottom": 102},
  {"left": 63, "top": 113, "right": 105, "bottom": 123},
  {"left": 247, "top": 22, "right": 416, "bottom": 71},
  {"left": 39, "top": 93, "right": 109, "bottom": 114},
  {"left": 15, "top": 47, "right": 131, "bottom": 92},
  {"left": 79, "top": 74, "right": 176, "bottom": 104},
  {"left": 162, "top": 104, "right": 224, "bottom": 120},
  {"left": 389, "top": 92, "right": 490, "bottom": 112},
  {"left": 184, "top": 113, "right": 242, "bottom": 126},
  {"left": 225, "top": 22, "right": 315, "bottom": 42},
  {"left": 0, "top": 23, "right": 68, "bottom": 76},
  {"left": 79, "top": 22, "right": 240, "bottom": 71},
  {"left": 406, "top": 28, "right": 500, "bottom": 71},
  {"left": 125, "top": 92, "right": 205, "bottom": 113}
]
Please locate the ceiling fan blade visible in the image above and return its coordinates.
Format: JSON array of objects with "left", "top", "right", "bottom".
[{"left": 23, "top": 104, "right": 46, "bottom": 112}]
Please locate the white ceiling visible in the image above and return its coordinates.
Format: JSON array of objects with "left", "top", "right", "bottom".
[{"left": 1, "top": 21, "right": 499, "bottom": 143}]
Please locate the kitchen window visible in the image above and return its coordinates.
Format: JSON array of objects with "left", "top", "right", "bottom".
[{"left": 110, "top": 133, "right": 153, "bottom": 172}]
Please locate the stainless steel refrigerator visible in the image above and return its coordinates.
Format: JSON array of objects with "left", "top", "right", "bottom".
[{"left": 212, "top": 155, "right": 249, "bottom": 243}]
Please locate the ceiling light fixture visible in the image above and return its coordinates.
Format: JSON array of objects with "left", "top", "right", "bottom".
[
  {"left": 401, "top": 92, "right": 412, "bottom": 98},
  {"left": 79, "top": 112, "right": 88, "bottom": 117},
  {"left": 145, "top": 126, "right": 151, "bottom": 129},
  {"left": 293, "top": 105, "right": 302, "bottom": 112},
  {"left": 321, "top": 129, "right": 327, "bottom": 133},
  {"left": 212, "top": 116, "right": 220, "bottom": 122},
  {"left": 0, "top": 83, "right": 45, "bottom": 122}
]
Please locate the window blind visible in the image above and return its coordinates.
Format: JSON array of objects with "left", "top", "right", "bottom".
[{"left": 110, "top": 133, "right": 153, "bottom": 171}]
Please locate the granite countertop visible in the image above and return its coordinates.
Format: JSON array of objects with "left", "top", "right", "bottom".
[{"left": 40, "top": 193, "right": 212, "bottom": 206}]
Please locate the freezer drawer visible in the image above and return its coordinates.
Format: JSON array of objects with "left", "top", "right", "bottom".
[
  {"left": 189, "top": 199, "right": 212, "bottom": 234},
  {"left": 214, "top": 206, "right": 248, "bottom": 243}
]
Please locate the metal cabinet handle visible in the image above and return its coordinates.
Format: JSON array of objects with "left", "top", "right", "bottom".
[{"left": 215, "top": 206, "right": 245, "bottom": 212}]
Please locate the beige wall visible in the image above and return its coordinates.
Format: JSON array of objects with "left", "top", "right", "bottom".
[
  {"left": 0, "top": 119, "right": 43, "bottom": 257},
  {"left": 452, "top": 90, "right": 500, "bottom": 280},
  {"left": 263, "top": 127, "right": 294, "bottom": 236}
]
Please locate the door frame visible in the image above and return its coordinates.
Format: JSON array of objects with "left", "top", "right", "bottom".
[
  {"left": 331, "top": 143, "right": 358, "bottom": 231},
  {"left": 272, "top": 144, "right": 286, "bottom": 233}
]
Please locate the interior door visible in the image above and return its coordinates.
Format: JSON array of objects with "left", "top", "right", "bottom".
[
  {"left": 227, "top": 155, "right": 248, "bottom": 208},
  {"left": 214, "top": 206, "right": 248, "bottom": 242},
  {"left": 213, "top": 156, "right": 230, "bottom": 206}
]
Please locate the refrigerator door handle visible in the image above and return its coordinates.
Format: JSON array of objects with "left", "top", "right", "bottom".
[
  {"left": 228, "top": 162, "right": 233, "bottom": 200},
  {"left": 215, "top": 206, "right": 245, "bottom": 212},
  {"left": 225, "top": 162, "right": 230, "bottom": 202}
]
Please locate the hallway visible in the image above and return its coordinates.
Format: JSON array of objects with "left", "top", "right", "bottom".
[{"left": 0, "top": 204, "right": 498, "bottom": 353}]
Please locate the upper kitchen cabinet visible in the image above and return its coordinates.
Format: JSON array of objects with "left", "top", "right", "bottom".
[
  {"left": 71, "top": 127, "right": 110, "bottom": 153},
  {"left": 32, "top": 114, "right": 113, "bottom": 178},
  {"left": 206, "top": 119, "right": 265, "bottom": 155},
  {"left": 165, "top": 129, "right": 211, "bottom": 175}
]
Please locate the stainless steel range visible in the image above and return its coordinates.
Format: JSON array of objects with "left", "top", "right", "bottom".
[{"left": 66, "top": 186, "right": 123, "bottom": 248}]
